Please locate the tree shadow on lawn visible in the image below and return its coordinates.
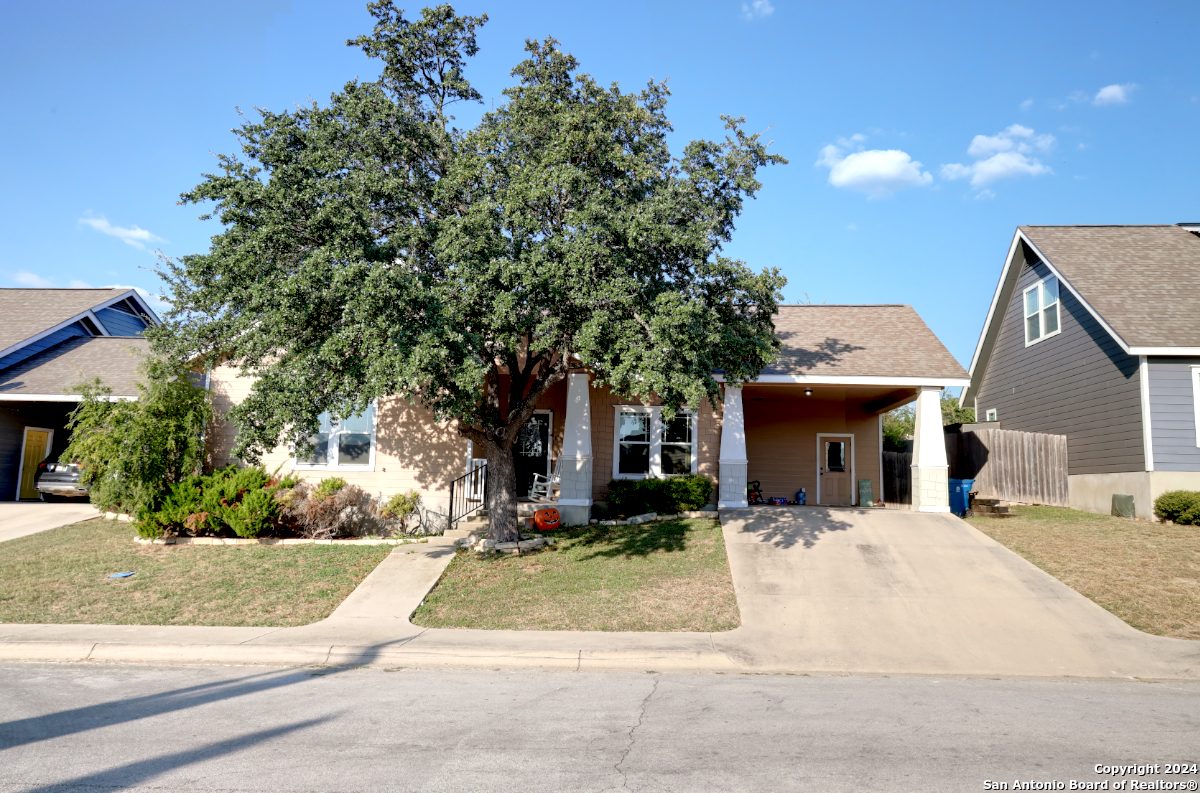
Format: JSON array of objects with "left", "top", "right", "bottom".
[{"left": 562, "top": 519, "right": 696, "bottom": 561}]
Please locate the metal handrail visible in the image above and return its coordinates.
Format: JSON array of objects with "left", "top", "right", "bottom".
[{"left": 448, "top": 462, "right": 487, "bottom": 529}]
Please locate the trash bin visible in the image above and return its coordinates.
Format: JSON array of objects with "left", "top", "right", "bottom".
[{"left": 949, "top": 479, "right": 975, "bottom": 517}]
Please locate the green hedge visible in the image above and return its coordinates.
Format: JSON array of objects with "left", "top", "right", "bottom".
[
  {"left": 605, "top": 475, "right": 713, "bottom": 517},
  {"left": 136, "top": 465, "right": 298, "bottom": 539},
  {"left": 1153, "top": 490, "right": 1200, "bottom": 525}
]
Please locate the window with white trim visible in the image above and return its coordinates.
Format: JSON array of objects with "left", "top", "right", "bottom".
[
  {"left": 294, "top": 403, "right": 376, "bottom": 470},
  {"left": 1191, "top": 366, "right": 1200, "bottom": 448},
  {"left": 985, "top": 408, "right": 997, "bottom": 422},
  {"left": 1024, "top": 275, "right": 1060, "bottom": 346},
  {"left": 613, "top": 406, "right": 698, "bottom": 479}
]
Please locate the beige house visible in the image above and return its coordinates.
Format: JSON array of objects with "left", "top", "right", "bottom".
[{"left": 208, "top": 304, "right": 967, "bottom": 523}]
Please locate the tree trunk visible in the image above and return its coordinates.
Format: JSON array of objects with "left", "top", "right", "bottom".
[{"left": 484, "top": 442, "right": 521, "bottom": 542}]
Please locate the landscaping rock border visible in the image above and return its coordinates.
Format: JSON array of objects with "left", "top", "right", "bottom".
[
  {"left": 133, "top": 536, "right": 431, "bottom": 547},
  {"left": 589, "top": 510, "right": 715, "bottom": 526}
]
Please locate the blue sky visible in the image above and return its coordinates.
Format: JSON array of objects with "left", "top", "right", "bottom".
[{"left": 1, "top": 0, "right": 1196, "bottom": 368}]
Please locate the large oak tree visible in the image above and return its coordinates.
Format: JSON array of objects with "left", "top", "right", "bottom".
[{"left": 153, "top": 2, "right": 787, "bottom": 541}]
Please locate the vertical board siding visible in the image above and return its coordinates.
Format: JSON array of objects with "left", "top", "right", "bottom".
[
  {"left": 882, "top": 451, "right": 911, "bottom": 505},
  {"left": 94, "top": 307, "right": 148, "bottom": 337},
  {"left": 0, "top": 322, "right": 90, "bottom": 372},
  {"left": 947, "top": 428, "right": 1069, "bottom": 506},
  {"left": 1148, "top": 357, "right": 1200, "bottom": 471},
  {"left": 974, "top": 244, "right": 1144, "bottom": 475}
]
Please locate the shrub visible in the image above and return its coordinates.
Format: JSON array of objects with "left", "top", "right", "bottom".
[
  {"left": 63, "top": 355, "right": 214, "bottom": 518},
  {"left": 380, "top": 490, "right": 421, "bottom": 520},
  {"left": 1154, "top": 490, "right": 1200, "bottom": 525},
  {"left": 606, "top": 475, "right": 714, "bottom": 517},
  {"left": 135, "top": 465, "right": 298, "bottom": 538},
  {"left": 280, "top": 478, "right": 378, "bottom": 539}
]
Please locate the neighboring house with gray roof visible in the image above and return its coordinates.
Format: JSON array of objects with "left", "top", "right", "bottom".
[
  {"left": 0, "top": 288, "right": 159, "bottom": 500},
  {"left": 206, "top": 303, "right": 968, "bottom": 521},
  {"left": 961, "top": 224, "right": 1200, "bottom": 519}
]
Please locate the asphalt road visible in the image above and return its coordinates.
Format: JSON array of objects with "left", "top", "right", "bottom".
[{"left": 1, "top": 663, "right": 1198, "bottom": 792}]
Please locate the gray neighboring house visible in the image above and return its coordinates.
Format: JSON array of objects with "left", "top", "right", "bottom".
[
  {"left": 961, "top": 224, "right": 1200, "bottom": 519},
  {"left": 0, "top": 288, "right": 159, "bottom": 501}
]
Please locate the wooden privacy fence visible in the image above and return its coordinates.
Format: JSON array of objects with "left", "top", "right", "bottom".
[
  {"left": 946, "top": 428, "right": 1069, "bottom": 507},
  {"left": 882, "top": 451, "right": 912, "bottom": 505}
]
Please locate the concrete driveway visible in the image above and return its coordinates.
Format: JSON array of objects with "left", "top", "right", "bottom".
[
  {"left": 0, "top": 501, "right": 99, "bottom": 543},
  {"left": 716, "top": 506, "right": 1200, "bottom": 678}
]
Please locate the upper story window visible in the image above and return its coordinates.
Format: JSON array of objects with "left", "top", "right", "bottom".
[
  {"left": 1024, "top": 275, "right": 1060, "bottom": 346},
  {"left": 613, "top": 406, "right": 698, "bottom": 479},
  {"left": 294, "top": 403, "right": 376, "bottom": 470}
]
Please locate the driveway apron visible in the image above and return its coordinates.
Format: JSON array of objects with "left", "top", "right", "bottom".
[
  {"left": 0, "top": 502, "right": 100, "bottom": 544},
  {"left": 715, "top": 506, "right": 1200, "bottom": 678}
]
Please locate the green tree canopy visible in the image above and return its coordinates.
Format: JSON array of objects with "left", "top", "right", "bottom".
[{"left": 152, "top": 2, "right": 786, "bottom": 539}]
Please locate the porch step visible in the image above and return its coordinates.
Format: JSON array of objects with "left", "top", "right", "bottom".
[
  {"left": 969, "top": 498, "right": 1010, "bottom": 518},
  {"left": 443, "top": 528, "right": 485, "bottom": 540}
]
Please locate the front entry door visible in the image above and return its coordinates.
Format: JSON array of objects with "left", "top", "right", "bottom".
[
  {"left": 514, "top": 413, "right": 551, "bottom": 498},
  {"left": 819, "top": 435, "right": 853, "bottom": 506},
  {"left": 19, "top": 429, "right": 51, "bottom": 500}
]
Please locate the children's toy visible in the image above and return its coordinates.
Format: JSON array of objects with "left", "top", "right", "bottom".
[{"left": 747, "top": 480, "right": 765, "bottom": 505}]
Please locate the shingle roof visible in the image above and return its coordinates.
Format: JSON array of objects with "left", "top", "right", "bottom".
[
  {"left": 0, "top": 288, "right": 134, "bottom": 352},
  {"left": 764, "top": 304, "right": 967, "bottom": 379},
  {"left": 0, "top": 336, "right": 148, "bottom": 398},
  {"left": 1020, "top": 225, "right": 1200, "bottom": 348}
]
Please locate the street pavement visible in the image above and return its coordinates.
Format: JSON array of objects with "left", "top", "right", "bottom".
[
  {"left": 3, "top": 508, "right": 1198, "bottom": 679},
  {"left": 1, "top": 663, "right": 1198, "bottom": 793}
]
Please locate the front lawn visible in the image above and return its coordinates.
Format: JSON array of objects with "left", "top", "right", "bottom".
[
  {"left": 412, "top": 517, "right": 739, "bottom": 632},
  {"left": 0, "top": 518, "right": 391, "bottom": 627},
  {"left": 967, "top": 505, "right": 1200, "bottom": 640}
]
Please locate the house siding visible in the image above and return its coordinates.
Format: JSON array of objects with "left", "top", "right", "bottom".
[
  {"left": 589, "top": 383, "right": 721, "bottom": 504},
  {"left": 0, "top": 403, "right": 75, "bottom": 500},
  {"left": 974, "top": 246, "right": 1144, "bottom": 475},
  {"left": 94, "top": 307, "right": 148, "bottom": 337},
  {"left": 744, "top": 388, "right": 881, "bottom": 506},
  {"left": 1148, "top": 357, "right": 1200, "bottom": 472}
]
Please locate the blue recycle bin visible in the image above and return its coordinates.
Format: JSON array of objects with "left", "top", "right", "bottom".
[{"left": 949, "top": 479, "right": 975, "bottom": 517}]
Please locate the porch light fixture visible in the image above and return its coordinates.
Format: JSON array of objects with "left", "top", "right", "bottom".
[{"left": 804, "top": 388, "right": 813, "bottom": 397}]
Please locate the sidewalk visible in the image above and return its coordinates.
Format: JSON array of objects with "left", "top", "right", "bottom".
[{"left": 2, "top": 509, "right": 1199, "bottom": 679}]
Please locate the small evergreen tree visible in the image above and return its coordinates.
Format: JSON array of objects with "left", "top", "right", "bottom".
[{"left": 62, "top": 354, "right": 213, "bottom": 518}]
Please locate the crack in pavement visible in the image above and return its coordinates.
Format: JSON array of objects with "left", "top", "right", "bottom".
[{"left": 614, "top": 675, "right": 659, "bottom": 791}]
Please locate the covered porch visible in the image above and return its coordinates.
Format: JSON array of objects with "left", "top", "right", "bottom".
[{"left": 717, "top": 380, "right": 956, "bottom": 511}]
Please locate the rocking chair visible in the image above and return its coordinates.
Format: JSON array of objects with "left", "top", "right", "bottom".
[{"left": 529, "top": 457, "right": 562, "bottom": 501}]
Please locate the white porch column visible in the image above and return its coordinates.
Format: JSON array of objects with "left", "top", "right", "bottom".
[
  {"left": 911, "top": 386, "right": 950, "bottom": 512},
  {"left": 557, "top": 372, "right": 594, "bottom": 525},
  {"left": 718, "top": 384, "right": 749, "bottom": 509}
]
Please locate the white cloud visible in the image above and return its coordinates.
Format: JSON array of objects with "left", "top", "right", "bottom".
[
  {"left": 1020, "top": 98, "right": 1033, "bottom": 111},
  {"left": 815, "top": 134, "right": 932, "bottom": 199},
  {"left": 68, "top": 279, "right": 92, "bottom": 288},
  {"left": 940, "top": 124, "right": 1055, "bottom": 190},
  {"left": 78, "top": 215, "right": 165, "bottom": 251},
  {"left": 1094, "top": 83, "right": 1135, "bottom": 106},
  {"left": 740, "top": 0, "right": 774, "bottom": 19},
  {"left": 13, "top": 271, "right": 55, "bottom": 288}
]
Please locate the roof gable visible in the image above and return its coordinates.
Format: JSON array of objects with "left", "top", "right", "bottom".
[
  {"left": 764, "top": 304, "right": 967, "bottom": 381},
  {"left": 1020, "top": 225, "right": 1200, "bottom": 350},
  {"left": 0, "top": 288, "right": 159, "bottom": 360}
]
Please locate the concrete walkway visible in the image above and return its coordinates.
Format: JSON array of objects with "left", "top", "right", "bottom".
[
  {"left": 1, "top": 508, "right": 1198, "bottom": 678},
  {"left": 0, "top": 501, "right": 99, "bottom": 544}
]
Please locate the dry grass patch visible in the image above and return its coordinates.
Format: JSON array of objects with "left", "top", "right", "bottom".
[
  {"left": 412, "top": 517, "right": 739, "bottom": 632},
  {"left": 0, "top": 518, "right": 391, "bottom": 627},
  {"left": 968, "top": 505, "right": 1200, "bottom": 640}
]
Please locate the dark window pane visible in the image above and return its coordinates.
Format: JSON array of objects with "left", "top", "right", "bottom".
[
  {"left": 299, "top": 433, "right": 330, "bottom": 465},
  {"left": 661, "top": 444, "right": 692, "bottom": 474},
  {"left": 618, "top": 443, "right": 650, "bottom": 474},
  {"left": 826, "top": 441, "right": 845, "bottom": 472},
  {"left": 662, "top": 414, "right": 692, "bottom": 444},
  {"left": 338, "top": 433, "right": 372, "bottom": 465},
  {"left": 1026, "top": 314, "right": 1040, "bottom": 341},
  {"left": 1043, "top": 304, "right": 1059, "bottom": 334},
  {"left": 619, "top": 413, "right": 650, "bottom": 443}
]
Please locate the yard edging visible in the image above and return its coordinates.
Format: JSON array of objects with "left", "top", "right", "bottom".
[{"left": 132, "top": 535, "right": 435, "bottom": 547}]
